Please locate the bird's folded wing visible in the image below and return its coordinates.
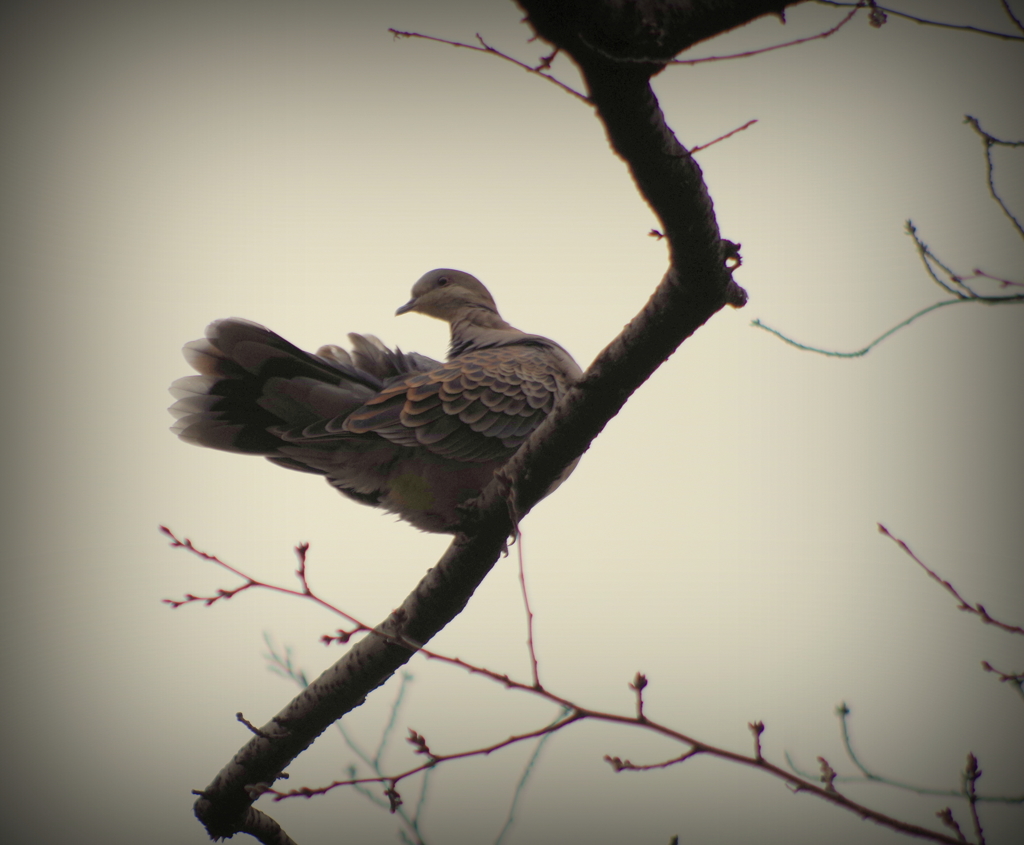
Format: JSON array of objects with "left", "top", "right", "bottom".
[{"left": 344, "top": 344, "right": 569, "bottom": 463}]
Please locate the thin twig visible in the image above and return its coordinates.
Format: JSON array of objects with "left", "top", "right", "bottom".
[
  {"left": 516, "top": 531, "right": 542, "bottom": 689},
  {"left": 388, "top": 29, "right": 589, "bottom": 103},
  {"left": 980, "top": 661, "right": 1024, "bottom": 704},
  {"left": 749, "top": 721, "right": 765, "bottom": 762},
  {"left": 785, "top": 704, "right": 1024, "bottom": 802},
  {"left": 273, "top": 711, "right": 586, "bottom": 800},
  {"left": 673, "top": 5, "right": 861, "bottom": 65},
  {"left": 161, "top": 526, "right": 372, "bottom": 635},
  {"left": 908, "top": 222, "right": 975, "bottom": 297},
  {"left": 170, "top": 532, "right": 984, "bottom": 843},
  {"left": 629, "top": 672, "right": 648, "bottom": 721},
  {"left": 818, "top": 757, "right": 839, "bottom": 794},
  {"left": 272, "top": 672, "right": 970, "bottom": 844},
  {"left": 833, "top": 704, "right": 1019, "bottom": 801},
  {"left": 835, "top": 703, "right": 877, "bottom": 781},
  {"left": 751, "top": 216, "right": 1024, "bottom": 357},
  {"left": 688, "top": 119, "right": 758, "bottom": 154},
  {"left": 878, "top": 525, "right": 1024, "bottom": 636},
  {"left": 494, "top": 709, "right": 569, "bottom": 845},
  {"left": 907, "top": 222, "right": 1024, "bottom": 301},
  {"left": 1002, "top": 0, "right": 1024, "bottom": 34},
  {"left": 816, "top": 0, "right": 1024, "bottom": 40},
  {"left": 750, "top": 299, "right": 966, "bottom": 357},
  {"left": 605, "top": 748, "right": 701, "bottom": 772},
  {"left": 963, "top": 754, "right": 986, "bottom": 845},
  {"left": 936, "top": 807, "right": 968, "bottom": 843},
  {"left": 964, "top": 115, "right": 1024, "bottom": 239},
  {"left": 237, "top": 713, "right": 271, "bottom": 739}
]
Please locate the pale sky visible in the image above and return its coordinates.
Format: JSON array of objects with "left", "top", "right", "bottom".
[{"left": 3, "top": 2, "right": 1022, "bottom": 843}]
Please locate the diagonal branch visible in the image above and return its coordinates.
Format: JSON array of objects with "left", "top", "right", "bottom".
[
  {"left": 879, "top": 524, "right": 1024, "bottom": 636},
  {"left": 190, "top": 1, "right": 783, "bottom": 838}
]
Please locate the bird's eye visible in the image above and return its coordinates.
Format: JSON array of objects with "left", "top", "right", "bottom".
[{"left": 437, "top": 277, "right": 449, "bottom": 286}]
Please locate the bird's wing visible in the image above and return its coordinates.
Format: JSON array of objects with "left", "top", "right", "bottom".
[{"left": 343, "top": 342, "right": 574, "bottom": 462}]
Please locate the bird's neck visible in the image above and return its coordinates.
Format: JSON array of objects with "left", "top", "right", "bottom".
[
  {"left": 448, "top": 306, "right": 522, "bottom": 356},
  {"left": 450, "top": 306, "right": 515, "bottom": 336}
]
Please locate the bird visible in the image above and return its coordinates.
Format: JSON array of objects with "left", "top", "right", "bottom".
[{"left": 169, "top": 269, "right": 582, "bottom": 533}]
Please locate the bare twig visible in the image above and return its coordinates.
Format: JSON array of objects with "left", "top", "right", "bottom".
[
  {"left": 816, "top": 0, "right": 1024, "bottom": 40},
  {"left": 836, "top": 702, "right": 879, "bottom": 782},
  {"left": 752, "top": 25, "right": 1024, "bottom": 358},
  {"left": 274, "top": 712, "right": 586, "bottom": 800},
  {"left": 388, "top": 29, "right": 589, "bottom": 102},
  {"left": 963, "top": 753, "right": 986, "bottom": 845},
  {"left": 237, "top": 713, "right": 272, "bottom": 740},
  {"left": 516, "top": 532, "right": 542, "bottom": 689},
  {"left": 605, "top": 748, "right": 701, "bottom": 772},
  {"left": 494, "top": 710, "right": 567, "bottom": 845},
  {"left": 1002, "top": 0, "right": 1024, "bottom": 34},
  {"left": 980, "top": 661, "right": 1024, "bottom": 704},
  {"left": 936, "top": 807, "right": 968, "bottom": 842},
  {"left": 818, "top": 757, "right": 839, "bottom": 794},
  {"left": 974, "top": 269, "right": 1023, "bottom": 288},
  {"left": 785, "top": 703, "right": 1024, "bottom": 803},
  {"left": 673, "top": 5, "right": 861, "bottom": 64},
  {"left": 908, "top": 222, "right": 979, "bottom": 298},
  {"left": 271, "top": 665, "right": 967, "bottom": 843},
  {"left": 964, "top": 115, "right": 1024, "bottom": 239},
  {"left": 751, "top": 214, "right": 1024, "bottom": 358},
  {"left": 161, "top": 526, "right": 372, "bottom": 636},
  {"left": 629, "top": 672, "right": 648, "bottom": 721},
  {"left": 751, "top": 299, "right": 967, "bottom": 357},
  {"left": 749, "top": 721, "right": 765, "bottom": 762},
  {"left": 879, "top": 524, "right": 1024, "bottom": 636},
  {"left": 170, "top": 534, "right": 994, "bottom": 843},
  {"left": 906, "top": 222, "right": 1024, "bottom": 301},
  {"left": 688, "top": 119, "right": 759, "bottom": 154}
]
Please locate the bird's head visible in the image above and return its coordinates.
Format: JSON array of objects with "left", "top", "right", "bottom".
[{"left": 396, "top": 269, "right": 499, "bottom": 321}]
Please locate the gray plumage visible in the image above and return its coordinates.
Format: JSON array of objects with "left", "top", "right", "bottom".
[{"left": 169, "top": 269, "right": 581, "bottom": 532}]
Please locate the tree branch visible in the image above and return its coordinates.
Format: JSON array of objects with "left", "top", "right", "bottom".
[
  {"left": 816, "top": 0, "right": 1024, "bottom": 40},
  {"left": 191, "top": 0, "right": 779, "bottom": 837}
]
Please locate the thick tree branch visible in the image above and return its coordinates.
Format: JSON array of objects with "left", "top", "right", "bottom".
[{"left": 193, "top": 0, "right": 784, "bottom": 837}]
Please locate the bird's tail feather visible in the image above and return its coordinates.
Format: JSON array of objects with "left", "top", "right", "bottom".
[{"left": 169, "top": 318, "right": 438, "bottom": 460}]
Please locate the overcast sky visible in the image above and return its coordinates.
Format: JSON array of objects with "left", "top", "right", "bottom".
[{"left": 3, "top": 2, "right": 1022, "bottom": 843}]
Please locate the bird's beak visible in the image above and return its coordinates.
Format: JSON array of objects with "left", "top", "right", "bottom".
[{"left": 395, "top": 298, "right": 417, "bottom": 316}]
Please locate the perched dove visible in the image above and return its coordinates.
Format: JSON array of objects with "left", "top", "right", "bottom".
[{"left": 169, "top": 269, "right": 582, "bottom": 533}]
